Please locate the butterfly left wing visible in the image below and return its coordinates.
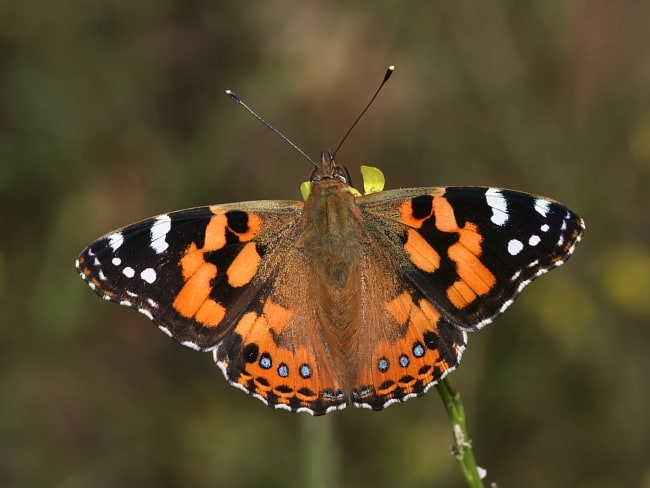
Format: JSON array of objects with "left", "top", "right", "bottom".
[
  {"left": 76, "top": 201, "right": 352, "bottom": 414},
  {"left": 76, "top": 202, "right": 303, "bottom": 349}
]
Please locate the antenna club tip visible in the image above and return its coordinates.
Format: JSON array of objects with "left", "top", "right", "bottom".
[
  {"left": 382, "top": 65, "right": 395, "bottom": 83},
  {"left": 225, "top": 90, "right": 240, "bottom": 102}
]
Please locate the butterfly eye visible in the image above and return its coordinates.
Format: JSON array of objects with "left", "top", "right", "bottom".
[{"left": 332, "top": 165, "right": 350, "bottom": 184}]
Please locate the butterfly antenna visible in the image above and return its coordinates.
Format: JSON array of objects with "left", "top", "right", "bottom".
[
  {"left": 225, "top": 90, "right": 317, "bottom": 167},
  {"left": 332, "top": 65, "right": 394, "bottom": 158}
]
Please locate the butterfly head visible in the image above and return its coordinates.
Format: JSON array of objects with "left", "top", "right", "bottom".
[
  {"left": 310, "top": 151, "right": 351, "bottom": 184},
  {"left": 300, "top": 152, "right": 386, "bottom": 201}
]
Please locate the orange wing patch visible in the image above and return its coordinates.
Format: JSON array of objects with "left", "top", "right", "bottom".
[
  {"left": 385, "top": 290, "right": 441, "bottom": 327},
  {"left": 207, "top": 207, "right": 263, "bottom": 243},
  {"left": 178, "top": 243, "right": 204, "bottom": 280},
  {"left": 404, "top": 229, "right": 441, "bottom": 273},
  {"left": 173, "top": 260, "right": 218, "bottom": 320},
  {"left": 203, "top": 214, "right": 229, "bottom": 250},
  {"left": 194, "top": 298, "right": 227, "bottom": 327},
  {"left": 231, "top": 298, "right": 294, "bottom": 340},
  {"left": 400, "top": 196, "right": 496, "bottom": 309},
  {"left": 431, "top": 199, "right": 497, "bottom": 305},
  {"left": 227, "top": 241, "right": 262, "bottom": 288},
  {"left": 173, "top": 211, "right": 265, "bottom": 327}
]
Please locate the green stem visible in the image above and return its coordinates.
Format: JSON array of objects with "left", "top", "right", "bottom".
[
  {"left": 301, "top": 413, "right": 338, "bottom": 488},
  {"left": 436, "top": 377, "right": 486, "bottom": 488}
]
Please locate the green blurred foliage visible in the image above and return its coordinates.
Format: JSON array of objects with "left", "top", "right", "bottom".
[{"left": 1, "top": 0, "right": 649, "bottom": 486}]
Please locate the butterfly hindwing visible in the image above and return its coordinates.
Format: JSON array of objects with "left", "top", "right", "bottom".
[
  {"left": 350, "top": 281, "right": 468, "bottom": 410},
  {"left": 213, "top": 242, "right": 350, "bottom": 414}
]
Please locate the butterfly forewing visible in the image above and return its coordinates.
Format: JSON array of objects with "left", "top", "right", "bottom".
[
  {"left": 76, "top": 202, "right": 303, "bottom": 349},
  {"left": 358, "top": 186, "right": 584, "bottom": 331}
]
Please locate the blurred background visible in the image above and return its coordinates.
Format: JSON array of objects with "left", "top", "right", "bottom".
[{"left": 1, "top": 1, "right": 649, "bottom": 487}]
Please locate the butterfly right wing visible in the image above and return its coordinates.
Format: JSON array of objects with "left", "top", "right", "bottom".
[
  {"left": 346, "top": 185, "right": 583, "bottom": 411},
  {"left": 358, "top": 186, "right": 584, "bottom": 331}
]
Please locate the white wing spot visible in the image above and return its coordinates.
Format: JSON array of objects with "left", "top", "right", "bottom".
[
  {"left": 508, "top": 239, "right": 524, "bottom": 256},
  {"left": 140, "top": 268, "right": 157, "bottom": 284},
  {"left": 107, "top": 232, "right": 124, "bottom": 251},
  {"left": 111, "top": 257, "right": 122, "bottom": 266},
  {"left": 534, "top": 198, "right": 551, "bottom": 217},
  {"left": 122, "top": 266, "right": 135, "bottom": 278},
  {"left": 139, "top": 308, "right": 154, "bottom": 320},
  {"left": 150, "top": 214, "right": 172, "bottom": 254},
  {"left": 540, "top": 223, "right": 550, "bottom": 232},
  {"left": 485, "top": 188, "right": 509, "bottom": 226},
  {"left": 528, "top": 234, "right": 541, "bottom": 246},
  {"left": 159, "top": 326, "right": 173, "bottom": 338},
  {"left": 180, "top": 340, "right": 202, "bottom": 351}
]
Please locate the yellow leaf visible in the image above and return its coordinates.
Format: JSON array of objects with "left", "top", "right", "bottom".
[
  {"left": 360, "top": 166, "right": 385, "bottom": 194},
  {"left": 300, "top": 181, "right": 312, "bottom": 201}
]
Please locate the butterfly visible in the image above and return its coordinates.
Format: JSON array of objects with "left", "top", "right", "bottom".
[{"left": 76, "top": 152, "right": 584, "bottom": 415}]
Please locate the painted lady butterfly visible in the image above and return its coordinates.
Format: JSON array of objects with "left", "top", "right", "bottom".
[{"left": 76, "top": 153, "right": 584, "bottom": 415}]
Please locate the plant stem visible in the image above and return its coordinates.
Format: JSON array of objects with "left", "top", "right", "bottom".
[
  {"left": 301, "top": 413, "right": 338, "bottom": 488},
  {"left": 436, "top": 377, "right": 486, "bottom": 488}
]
